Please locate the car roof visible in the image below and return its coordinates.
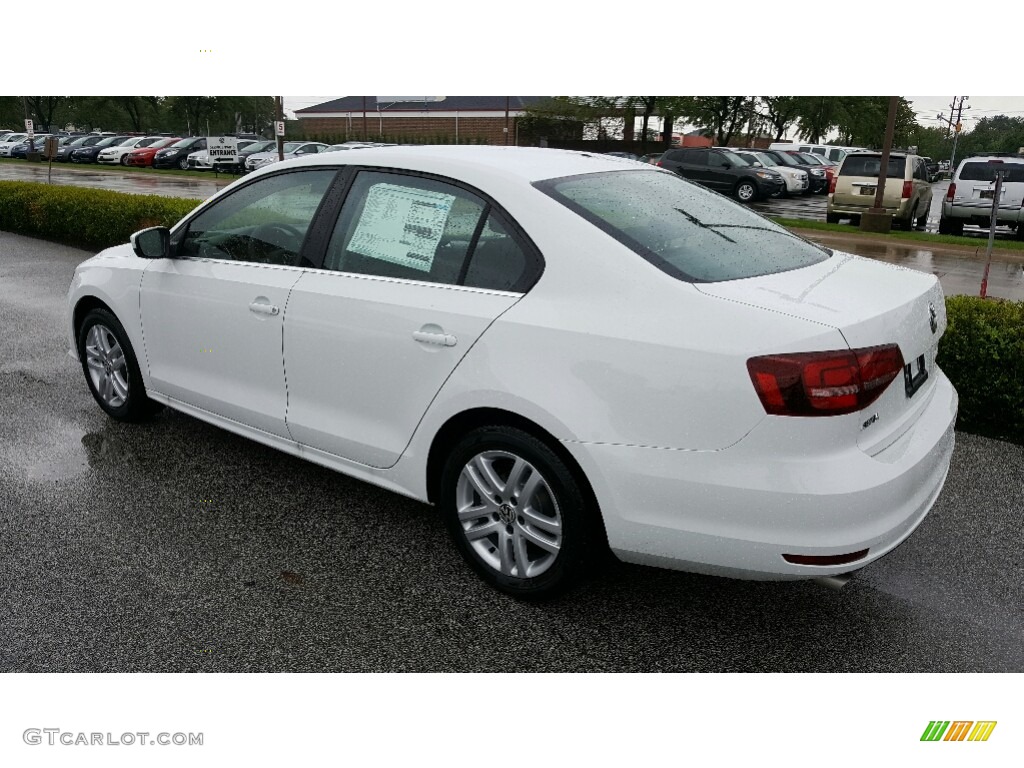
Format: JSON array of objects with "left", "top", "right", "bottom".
[{"left": 253, "top": 145, "right": 656, "bottom": 183}]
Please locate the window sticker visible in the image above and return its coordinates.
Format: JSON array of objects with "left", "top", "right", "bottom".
[{"left": 348, "top": 183, "right": 456, "bottom": 272}]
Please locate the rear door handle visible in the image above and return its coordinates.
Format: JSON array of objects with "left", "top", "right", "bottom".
[
  {"left": 413, "top": 330, "right": 457, "bottom": 347},
  {"left": 249, "top": 301, "right": 279, "bottom": 316}
]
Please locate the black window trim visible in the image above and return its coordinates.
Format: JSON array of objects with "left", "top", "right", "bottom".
[
  {"left": 170, "top": 166, "right": 346, "bottom": 269},
  {"left": 308, "top": 165, "right": 545, "bottom": 294},
  {"left": 532, "top": 168, "right": 831, "bottom": 284}
]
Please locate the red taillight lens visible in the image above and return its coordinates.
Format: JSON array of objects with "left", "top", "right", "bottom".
[
  {"left": 828, "top": 175, "right": 837, "bottom": 194},
  {"left": 656, "top": 160, "right": 663, "bottom": 167},
  {"left": 902, "top": 180, "right": 913, "bottom": 198},
  {"left": 747, "top": 345, "right": 905, "bottom": 416},
  {"left": 946, "top": 182, "right": 956, "bottom": 201}
]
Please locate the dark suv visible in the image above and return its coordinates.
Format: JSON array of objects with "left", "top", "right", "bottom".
[{"left": 658, "top": 147, "right": 784, "bottom": 202}]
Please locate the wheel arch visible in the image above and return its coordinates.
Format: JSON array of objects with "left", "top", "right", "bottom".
[
  {"left": 73, "top": 295, "right": 115, "bottom": 339},
  {"left": 425, "top": 407, "right": 604, "bottom": 533}
]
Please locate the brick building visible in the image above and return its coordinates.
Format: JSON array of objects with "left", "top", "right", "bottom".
[{"left": 294, "top": 96, "right": 548, "bottom": 145}]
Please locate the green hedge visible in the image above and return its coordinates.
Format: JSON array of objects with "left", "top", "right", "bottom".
[
  {"left": 0, "top": 181, "right": 201, "bottom": 252},
  {"left": 938, "top": 296, "right": 1024, "bottom": 443}
]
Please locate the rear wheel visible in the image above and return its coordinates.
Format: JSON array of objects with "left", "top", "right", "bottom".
[
  {"left": 938, "top": 217, "right": 963, "bottom": 236},
  {"left": 826, "top": 212, "right": 841, "bottom": 224},
  {"left": 439, "top": 425, "right": 600, "bottom": 598},
  {"left": 916, "top": 209, "right": 929, "bottom": 230},
  {"left": 899, "top": 203, "right": 917, "bottom": 232}
]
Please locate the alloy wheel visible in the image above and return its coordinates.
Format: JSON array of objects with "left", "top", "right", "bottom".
[
  {"left": 84, "top": 324, "right": 129, "bottom": 408},
  {"left": 455, "top": 450, "right": 563, "bottom": 579}
]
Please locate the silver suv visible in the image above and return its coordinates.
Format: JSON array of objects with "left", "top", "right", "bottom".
[{"left": 939, "top": 155, "right": 1024, "bottom": 239}]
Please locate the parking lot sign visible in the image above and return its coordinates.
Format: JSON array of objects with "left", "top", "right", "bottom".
[
  {"left": 24, "top": 119, "right": 34, "bottom": 137},
  {"left": 275, "top": 121, "right": 285, "bottom": 137},
  {"left": 208, "top": 136, "right": 238, "bottom": 164}
]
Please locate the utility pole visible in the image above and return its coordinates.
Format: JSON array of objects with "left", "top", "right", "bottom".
[
  {"left": 948, "top": 96, "right": 970, "bottom": 173},
  {"left": 861, "top": 96, "right": 899, "bottom": 233},
  {"left": 362, "top": 96, "right": 368, "bottom": 142},
  {"left": 276, "top": 96, "right": 284, "bottom": 161},
  {"left": 980, "top": 168, "right": 1005, "bottom": 299},
  {"left": 504, "top": 96, "right": 510, "bottom": 146}
]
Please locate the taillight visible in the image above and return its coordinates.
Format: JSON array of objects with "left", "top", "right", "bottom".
[
  {"left": 828, "top": 175, "right": 837, "bottom": 194},
  {"left": 946, "top": 182, "right": 956, "bottom": 201},
  {"left": 747, "top": 345, "right": 905, "bottom": 416},
  {"left": 902, "top": 180, "right": 913, "bottom": 198},
  {"left": 656, "top": 160, "right": 663, "bottom": 167}
]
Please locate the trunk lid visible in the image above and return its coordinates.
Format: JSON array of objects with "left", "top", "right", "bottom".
[{"left": 695, "top": 251, "right": 946, "bottom": 453}]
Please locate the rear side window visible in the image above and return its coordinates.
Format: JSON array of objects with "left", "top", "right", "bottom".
[
  {"left": 324, "top": 171, "right": 541, "bottom": 292},
  {"left": 840, "top": 155, "right": 907, "bottom": 179},
  {"left": 536, "top": 169, "right": 828, "bottom": 283},
  {"left": 958, "top": 162, "right": 1024, "bottom": 183}
]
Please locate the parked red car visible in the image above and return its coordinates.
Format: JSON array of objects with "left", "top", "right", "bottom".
[{"left": 124, "top": 137, "right": 180, "bottom": 167}]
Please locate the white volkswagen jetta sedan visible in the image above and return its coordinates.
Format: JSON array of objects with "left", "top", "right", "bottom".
[{"left": 67, "top": 146, "right": 958, "bottom": 597}]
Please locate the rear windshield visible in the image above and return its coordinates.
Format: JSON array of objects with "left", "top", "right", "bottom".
[
  {"left": 535, "top": 170, "right": 829, "bottom": 283},
  {"left": 840, "top": 155, "right": 907, "bottom": 178},
  {"left": 958, "top": 162, "right": 1024, "bottom": 183}
]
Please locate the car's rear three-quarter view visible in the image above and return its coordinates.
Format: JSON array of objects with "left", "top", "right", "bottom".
[{"left": 66, "top": 146, "right": 958, "bottom": 598}]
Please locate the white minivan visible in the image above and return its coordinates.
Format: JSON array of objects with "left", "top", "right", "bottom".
[{"left": 770, "top": 142, "right": 867, "bottom": 164}]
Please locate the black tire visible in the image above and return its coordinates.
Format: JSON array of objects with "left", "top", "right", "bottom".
[
  {"left": 938, "top": 217, "right": 963, "bottom": 236},
  {"left": 120, "top": 154, "right": 128, "bottom": 166},
  {"left": 1017, "top": 225, "right": 1024, "bottom": 242},
  {"left": 899, "top": 203, "right": 917, "bottom": 232},
  {"left": 916, "top": 210, "right": 929, "bottom": 230},
  {"left": 735, "top": 180, "right": 758, "bottom": 204},
  {"left": 439, "top": 425, "right": 602, "bottom": 599},
  {"left": 77, "top": 307, "right": 163, "bottom": 422},
  {"left": 826, "top": 212, "right": 841, "bottom": 224},
  {"left": 177, "top": 157, "right": 189, "bottom": 170}
]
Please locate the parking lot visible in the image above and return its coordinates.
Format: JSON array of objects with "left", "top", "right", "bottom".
[{"left": 1, "top": 231, "right": 1022, "bottom": 673}]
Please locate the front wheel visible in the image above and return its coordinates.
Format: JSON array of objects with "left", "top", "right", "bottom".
[
  {"left": 439, "top": 426, "right": 601, "bottom": 598},
  {"left": 77, "top": 308, "right": 163, "bottom": 422},
  {"left": 178, "top": 157, "right": 189, "bottom": 170},
  {"left": 735, "top": 180, "right": 758, "bottom": 203},
  {"left": 120, "top": 154, "right": 129, "bottom": 166}
]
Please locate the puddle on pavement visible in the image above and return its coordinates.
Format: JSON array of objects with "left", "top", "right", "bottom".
[{"left": 812, "top": 239, "right": 1024, "bottom": 302}]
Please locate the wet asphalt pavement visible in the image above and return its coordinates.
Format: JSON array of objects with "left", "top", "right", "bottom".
[
  {"left": 0, "top": 159, "right": 227, "bottom": 200},
  {"left": 1, "top": 231, "right": 1022, "bottom": 672}
]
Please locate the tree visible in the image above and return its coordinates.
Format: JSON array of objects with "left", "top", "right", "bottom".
[
  {"left": 669, "top": 97, "right": 753, "bottom": 145},
  {"left": 25, "top": 97, "right": 71, "bottom": 132},
  {"left": 760, "top": 96, "right": 801, "bottom": 140}
]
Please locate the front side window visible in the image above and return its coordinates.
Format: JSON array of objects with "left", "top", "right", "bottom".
[
  {"left": 179, "top": 169, "right": 337, "bottom": 266},
  {"left": 536, "top": 169, "right": 829, "bottom": 283}
]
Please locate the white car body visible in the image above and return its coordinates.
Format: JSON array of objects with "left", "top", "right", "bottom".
[
  {"left": 66, "top": 146, "right": 957, "bottom": 586},
  {"left": 0, "top": 132, "right": 30, "bottom": 156},
  {"left": 244, "top": 142, "right": 329, "bottom": 171},
  {"left": 733, "top": 149, "right": 809, "bottom": 194},
  {"left": 97, "top": 136, "right": 164, "bottom": 165},
  {"left": 188, "top": 140, "right": 260, "bottom": 170}
]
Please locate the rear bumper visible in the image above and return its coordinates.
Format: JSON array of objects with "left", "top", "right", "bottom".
[
  {"left": 828, "top": 196, "right": 912, "bottom": 219},
  {"left": 942, "top": 201, "right": 1022, "bottom": 225},
  {"left": 564, "top": 369, "right": 958, "bottom": 580}
]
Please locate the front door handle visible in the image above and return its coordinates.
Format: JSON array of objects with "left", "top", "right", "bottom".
[
  {"left": 249, "top": 300, "right": 279, "bottom": 316},
  {"left": 413, "top": 330, "right": 457, "bottom": 347}
]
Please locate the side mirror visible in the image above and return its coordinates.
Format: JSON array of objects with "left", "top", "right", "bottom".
[{"left": 130, "top": 226, "right": 171, "bottom": 259}]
